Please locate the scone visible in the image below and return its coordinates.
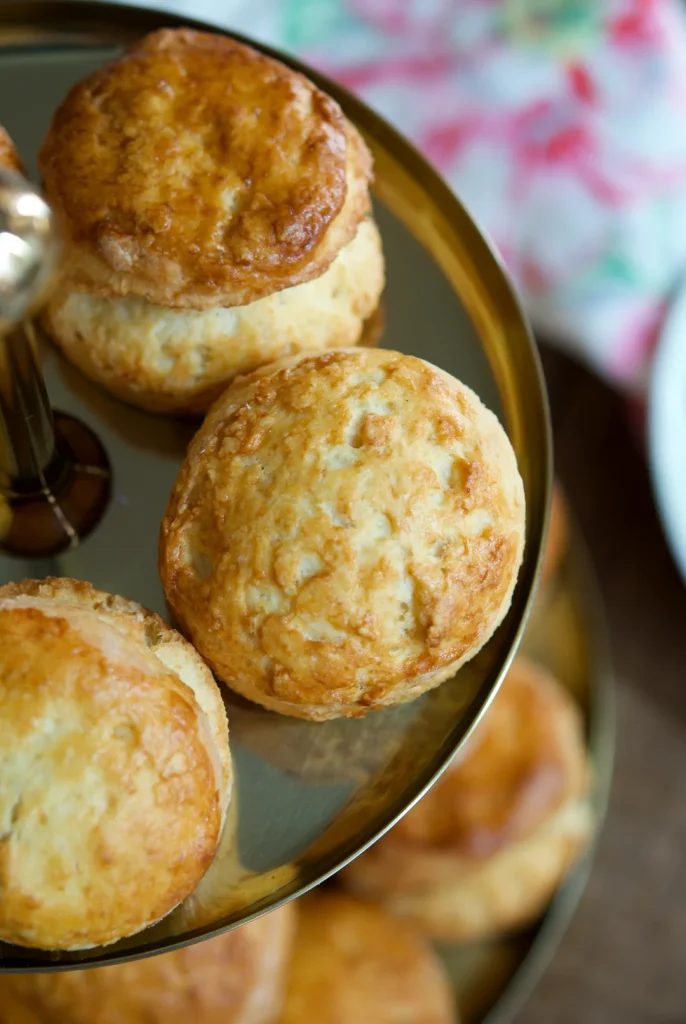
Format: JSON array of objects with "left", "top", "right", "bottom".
[
  {"left": 0, "top": 577, "right": 231, "bottom": 950},
  {"left": 0, "top": 126, "right": 24, "bottom": 174},
  {"left": 159, "top": 348, "right": 526, "bottom": 721},
  {"left": 0, "top": 904, "right": 295, "bottom": 1024},
  {"left": 341, "top": 657, "right": 592, "bottom": 940},
  {"left": 38, "top": 28, "right": 384, "bottom": 414},
  {"left": 279, "top": 894, "right": 455, "bottom": 1024}
]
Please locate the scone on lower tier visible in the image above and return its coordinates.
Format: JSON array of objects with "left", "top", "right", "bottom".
[
  {"left": 341, "top": 657, "right": 592, "bottom": 940},
  {"left": 38, "top": 28, "right": 384, "bottom": 414},
  {"left": 159, "top": 348, "right": 526, "bottom": 721},
  {"left": 279, "top": 894, "right": 455, "bottom": 1024},
  {"left": 0, "top": 903, "right": 295, "bottom": 1024},
  {"left": 0, "top": 577, "right": 231, "bottom": 951}
]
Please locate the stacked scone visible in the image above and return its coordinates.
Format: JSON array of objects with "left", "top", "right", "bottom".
[{"left": 39, "top": 29, "right": 384, "bottom": 414}]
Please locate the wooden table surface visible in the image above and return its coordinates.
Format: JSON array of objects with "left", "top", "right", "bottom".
[{"left": 521, "top": 347, "right": 686, "bottom": 1023}]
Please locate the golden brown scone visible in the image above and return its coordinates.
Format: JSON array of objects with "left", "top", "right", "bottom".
[
  {"left": 41, "top": 217, "right": 384, "bottom": 415},
  {"left": 38, "top": 29, "right": 384, "bottom": 413},
  {"left": 540, "top": 482, "right": 569, "bottom": 589},
  {"left": 160, "top": 348, "right": 525, "bottom": 720},
  {"left": 0, "top": 577, "right": 231, "bottom": 951},
  {"left": 342, "top": 657, "right": 592, "bottom": 940},
  {"left": 39, "top": 29, "right": 372, "bottom": 310},
  {"left": 279, "top": 894, "right": 455, "bottom": 1024},
  {"left": 0, "top": 904, "right": 295, "bottom": 1024},
  {"left": 0, "top": 126, "right": 24, "bottom": 174}
]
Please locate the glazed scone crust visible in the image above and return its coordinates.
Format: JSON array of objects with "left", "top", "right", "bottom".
[
  {"left": 39, "top": 29, "right": 372, "bottom": 309},
  {"left": 0, "top": 903, "right": 296, "bottom": 1024},
  {"left": 160, "top": 348, "right": 525, "bottom": 720},
  {"left": 280, "top": 895, "right": 454, "bottom": 1024},
  {"left": 0, "top": 126, "right": 24, "bottom": 174},
  {"left": 341, "top": 658, "right": 593, "bottom": 939},
  {"left": 41, "top": 218, "right": 384, "bottom": 414},
  {"left": 0, "top": 577, "right": 230, "bottom": 951}
]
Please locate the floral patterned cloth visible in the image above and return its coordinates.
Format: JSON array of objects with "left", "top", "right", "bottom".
[{"left": 128, "top": 0, "right": 686, "bottom": 394}]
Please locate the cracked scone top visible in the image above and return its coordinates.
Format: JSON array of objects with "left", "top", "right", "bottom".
[
  {"left": 38, "top": 28, "right": 372, "bottom": 309},
  {"left": 0, "top": 577, "right": 231, "bottom": 951},
  {"left": 160, "top": 348, "right": 526, "bottom": 720}
]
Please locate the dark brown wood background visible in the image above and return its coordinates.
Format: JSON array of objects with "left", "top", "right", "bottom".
[{"left": 521, "top": 347, "right": 686, "bottom": 1023}]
